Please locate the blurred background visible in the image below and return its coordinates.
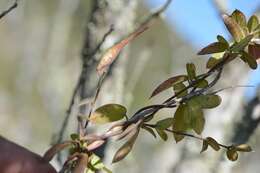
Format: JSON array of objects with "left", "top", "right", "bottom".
[{"left": 0, "top": 0, "right": 260, "bottom": 172}]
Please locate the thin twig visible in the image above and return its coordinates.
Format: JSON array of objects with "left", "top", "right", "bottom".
[{"left": 0, "top": 0, "right": 18, "bottom": 19}]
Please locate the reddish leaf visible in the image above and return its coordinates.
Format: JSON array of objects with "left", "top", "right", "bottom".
[
  {"left": 248, "top": 44, "right": 260, "bottom": 62},
  {"left": 97, "top": 25, "right": 149, "bottom": 75},
  {"left": 198, "top": 42, "right": 228, "bottom": 55},
  {"left": 150, "top": 75, "right": 188, "bottom": 98},
  {"left": 43, "top": 141, "right": 74, "bottom": 162}
]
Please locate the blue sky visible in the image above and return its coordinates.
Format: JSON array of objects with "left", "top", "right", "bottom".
[{"left": 146, "top": 0, "right": 260, "bottom": 100}]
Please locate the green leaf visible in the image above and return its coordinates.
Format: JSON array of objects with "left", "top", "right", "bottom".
[
  {"left": 248, "top": 44, "right": 260, "bottom": 61},
  {"left": 222, "top": 14, "right": 246, "bottom": 42},
  {"left": 200, "top": 140, "right": 209, "bottom": 153},
  {"left": 230, "top": 34, "right": 254, "bottom": 52},
  {"left": 173, "top": 82, "right": 188, "bottom": 98},
  {"left": 240, "top": 50, "right": 258, "bottom": 69},
  {"left": 231, "top": 10, "right": 247, "bottom": 28},
  {"left": 248, "top": 15, "right": 259, "bottom": 33},
  {"left": 155, "top": 128, "right": 168, "bottom": 141},
  {"left": 172, "top": 104, "right": 190, "bottom": 142},
  {"left": 235, "top": 144, "right": 252, "bottom": 152},
  {"left": 70, "top": 133, "right": 79, "bottom": 140},
  {"left": 195, "top": 79, "right": 208, "bottom": 88},
  {"left": 156, "top": 118, "right": 174, "bottom": 130},
  {"left": 198, "top": 42, "right": 228, "bottom": 55},
  {"left": 206, "top": 137, "right": 220, "bottom": 151},
  {"left": 142, "top": 126, "right": 156, "bottom": 138},
  {"left": 217, "top": 35, "right": 229, "bottom": 48},
  {"left": 150, "top": 75, "right": 188, "bottom": 98},
  {"left": 90, "top": 104, "right": 127, "bottom": 124},
  {"left": 192, "top": 94, "right": 222, "bottom": 109},
  {"left": 187, "top": 98, "right": 205, "bottom": 135},
  {"left": 206, "top": 57, "right": 222, "bottom": 69},
  {"left": 186, "top": 63, "right": 196, "bottom": 80},
  {"left": 226, "top": 147, "right": 239, "bottom": 161},
  {"left": 89, "top": 154, "right": 112, "bottom": 173},
  {"left": 112, "top": 129, "right": 139, "bottom": 163}
]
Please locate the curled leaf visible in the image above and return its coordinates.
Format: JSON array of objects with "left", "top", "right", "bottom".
[
  {"left": 90, "top": 104, "right": 127, "bottom": 124},
  {"left": 200, "top": 140, "right": 209, "bottom": 153},
  {"left": 235, "top": 144, "right": 252, "bottom": 152},
  {"left": 112, "top": 129, "right": 139, "bottom": 163},
  {"left": 206, "top": 57, "right": 221, "bottom": 69},
  {"left": 206, "top": 137, "right": 220, "bottom": 151},
  {"left": 43, "top": 141, "right": 74, "bottom": 162},
  {"left": 150, "top": 75, "right": 188, "bottom": 98},
  {"left": 226, "top": 147, "right": 239, "bottom": 161},
  {"left": 217, "top": 35, "right": 229, "bottom": 48},
  {"left": 97, "top": 26, "right": 149, "bottom": 75},
  {"left": 222, "top": 14, "right": 246, "bottom": 42},
  {"left": 198, "top": 42, "right": 228, "bottom": 55}
]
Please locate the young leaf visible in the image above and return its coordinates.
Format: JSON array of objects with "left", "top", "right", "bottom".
[
  {"left": 186, "top": 63, "right": 196, "bottom": 80},
  {"left": 43, "top": 141, "right": 74, "bottom": 162},
  {"left": 156, "top": 118, "right": 174, "bottom": 130},
  {"left": 89, "top": 154, "right": 112, "bottom": 173},
  {"left": 206, "top": 57, "right": 221, "bottom": 69},
  {"left": 231, "top": 10, "right": 247, "bottom": 28},
  {"left": 112, "top": 129, "right": 139, "bottom": 163},
  {"left": 195, "top": 79, "right": 208, "bottom": 88},
  {"left": 155, "top": 128, "right": 168, "bottom": 141},
  {"left": 142, "top": 126, "right": 157, "bottom": 138},
  {"left": 150, "top": 75, "right": 188, "bottom": 98},
  {"left": 172, "top": 104, "right": 190, "bottom": 142},
  {"left": 198, "top": 42, "right": 227, "bottom": 55},
  {"left": 70, "top": 133, "right": 80, "bottom": 141},
  {"left": 230, "top": 34, "right": 254, "bottom": 52},
  {"left": 97, "top": 25, "right": 149, "bottom": 75},
  {"left": 247, "top": 15, "right": 259, "bottom": 33},
  {"left": 206, "top": 137, "right": 220, "bottom": 151},
  {"left": 226, "top": 147, "right": 239, "bottom": 161},
  {"left": 200, "top": 140, "right": 209, "bottom": 153},
  {"left": 89, "top": 104, "right": 127, "bottom": 124},
  {"left": 222, "top": 14, "right": 246, "bottom": 42},
  {"left": 235, "top": 144, "right": 252, "bottom": 152},
  {"left": 240, "top": 50, "right": 258, "bottom": 69},
  {"left": 217, "top": 35, "right": 229, "bottom": 48},
  {"left": 173, "top": 82, "right": 187, "bottom": 97},
  {"left": 248, "top": 43, "right": 260, "bottom": 61}
]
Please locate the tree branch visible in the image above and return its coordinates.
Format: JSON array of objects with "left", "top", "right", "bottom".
[{"left": 0, "top": 0, "right": 18, "bottom": 19}]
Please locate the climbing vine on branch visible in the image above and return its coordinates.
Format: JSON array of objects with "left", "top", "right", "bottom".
[{"left": 45, "top": 9, "right": 260, "bottom": 173}]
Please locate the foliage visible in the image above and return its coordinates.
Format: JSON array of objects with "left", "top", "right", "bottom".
[{"left": 44, "top": 9, "right": 260, "bottom": 173}]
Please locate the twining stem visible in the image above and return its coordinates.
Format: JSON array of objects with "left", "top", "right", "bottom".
[{"left": 143, "top": 123, "right": 230, "bottom": 149}]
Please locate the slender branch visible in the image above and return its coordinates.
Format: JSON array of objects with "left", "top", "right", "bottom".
[
  {"left": 0, "top": 0, "right": 18, "bottom": 19},
  {"left": 144, "top": 123, "right": 230, "bottom": 149}
]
